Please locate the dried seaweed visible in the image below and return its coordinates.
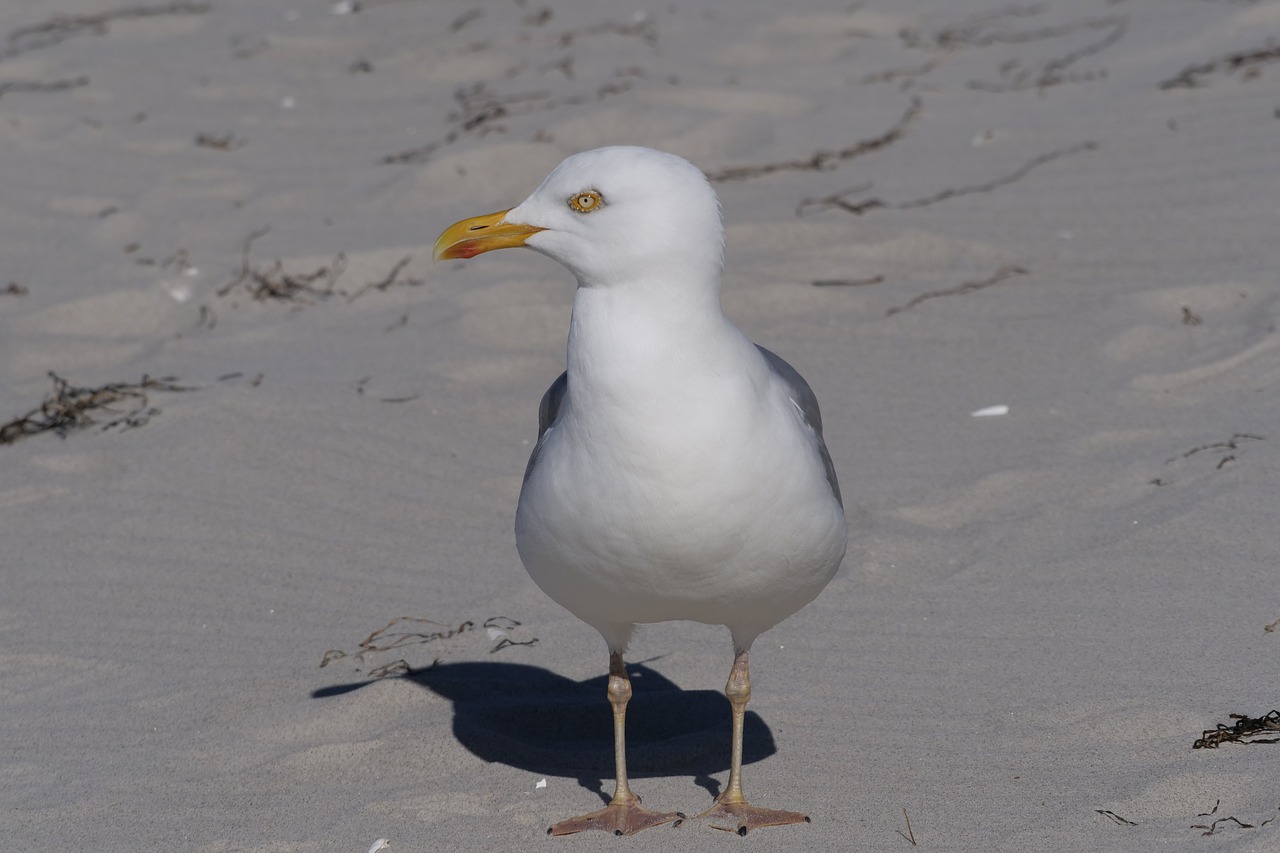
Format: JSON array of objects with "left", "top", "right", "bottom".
[
  {"left": 378, "top": 11, "right": 656, "bottom": 164},
  {"left": 346, "top": 255, "right": 425, "bottom": 302},
  {"left": 1096, "top": 809, "right": 1137, "bottom": 826},
  {"left": 558, "top": 16, "right": 658, "bottom": 50},
  {"left": 859, "top": 60, "right": 938, "bottom": 86},
  {"left": 887, "top": 265, "right": 1028, "bottom": 316},
  {"left": 2, "top": 282, "right": 28, "bottom": 296},
  {"left": 797, "top": 141, "right": 1096, "bottom": 217},
  {"left": 0, "top": 372, "right": 188, "bottom": 446},
  {"left": 1165, "top": 433, "right": 1264, "bottom": 465},
  {"left": 382, "top": 83, "right": 538, "bottom": 164},
  {"left": 452, "top": 83, "right": 548, "bottom": 134},
  {"left": 1192, "top": 815, "right": 1256, "bottom": 835},
  {"left": 320, "top": 615, "right": 538, "bottom": 677},
  {"left": 898, "top": 6, "right": 1125, "bottom": 92},
  {"left": 707, "top": 97, "right": 921, "bottom": 183},
  {"left": 1190, "top": 798, "right": 1279, "bottom": 835},
  {"left": 1161, "top": 42, "right": 1280, "bottom": 89},
  {"left": 129, "top": 245, "right": 194, "bottom": 273},
  {"left": 215, "top": 230, "right": 426, "bottom": 307},
  {"left": 2, "top": 2, "right": 208, "bottom": 61},
  {"left": 450, "top": 9, "right": 483, "bottom": 32},
  {"left": 523, "top": 7, "right": 553, "bottom": 28},
  {"left": 0, "top": 76, "right": 89, "bottom": 99},
  {"left": 381, "top": 77, "right": 635, "bottom": 164},
  {"left": 968, "top": 16, "right": 1127, "bottom": 93},
  {"left": 359, "top": 617, "right": 474, "bottom": 653},
  {"left": 216, "top": 372, "right": 262, "bottom": 386},
  {"left": 216, "top": 228, "right": 345, "bottom": 303},
  {"left": 1193, "top": 710, "right": 1280, "bottom": 749},
  {"left": 900, "top": 4, "right": 1048, "bottom": 51},
  {"left": 194, "top": 132, "right": 245, "bottom": 151}
]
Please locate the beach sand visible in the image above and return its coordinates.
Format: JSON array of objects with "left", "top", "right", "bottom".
[{"left": 2, "top": 0, "right": 1278, "bottom": 849}]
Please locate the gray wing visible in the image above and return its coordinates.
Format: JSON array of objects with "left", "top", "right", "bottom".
[
  {"left": 523, "top": 370, "right": 568, "bottom": 484},
  {"left": 756, "top": 345, "right": 843, "bottom": 507}
]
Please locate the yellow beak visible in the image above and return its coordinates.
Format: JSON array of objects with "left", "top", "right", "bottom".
[{"left": 432, "top": 209, "right": 545, "bottom": 261}]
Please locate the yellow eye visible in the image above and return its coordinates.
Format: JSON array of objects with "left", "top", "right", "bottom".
[{"left": 568, "top": 190, "right": 603, "bottom": 213}]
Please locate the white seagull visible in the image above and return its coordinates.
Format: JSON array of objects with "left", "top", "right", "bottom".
[{"left": 434, "top": 146, "right": 848, "bottom": 836}]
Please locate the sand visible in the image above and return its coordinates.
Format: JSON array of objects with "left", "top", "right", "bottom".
[{"left": 2, "top": 0, "right": 1278, "bottom": 849}]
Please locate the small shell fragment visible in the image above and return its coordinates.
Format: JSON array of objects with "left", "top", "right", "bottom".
[
  {"left": 368, "top": 839, "right": 390, "bottom": 853},
  {"left": 165, "top": 281, "right": 194, "bottom": 303},
  {"left": 971, "top": 404, "right": 1009, "bottom": 418},
  {"left": 535, "top": 778, "right": 547, "bottom": 789}
]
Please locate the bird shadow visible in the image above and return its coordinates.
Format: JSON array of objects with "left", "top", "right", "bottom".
[{"left": 314, "top": 660, "right": 776, "bottom": 803}]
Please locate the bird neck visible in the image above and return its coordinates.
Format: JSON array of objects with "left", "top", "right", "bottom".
[{"left": 564, "top": 278, "right": 749, "bottom": 410}]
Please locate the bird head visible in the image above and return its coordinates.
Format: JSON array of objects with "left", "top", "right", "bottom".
[{"left": 434, "top": 146, "right": 725, "bottom": 289}]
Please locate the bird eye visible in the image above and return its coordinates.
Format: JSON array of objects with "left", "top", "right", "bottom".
[{"left": 567, "top": 190, "right": 603, "bottom": 213}]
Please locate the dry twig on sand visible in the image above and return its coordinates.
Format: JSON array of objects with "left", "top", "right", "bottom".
[{"left": 897, "top": 808, "right": 918, "bottom": 844}]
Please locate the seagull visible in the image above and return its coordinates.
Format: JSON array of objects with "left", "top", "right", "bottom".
[{"left": 434, "top": 146, "right": 848, "bottom": 836}]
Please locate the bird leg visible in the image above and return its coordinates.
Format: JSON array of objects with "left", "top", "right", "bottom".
[
  {"left": 698, "top": 649, "right": 810, "bottom": 835},
  {"left": 547, "top": 652, "right": 684, "bottom": 836}
]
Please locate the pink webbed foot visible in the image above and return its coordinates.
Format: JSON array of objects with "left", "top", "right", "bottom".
[
  {"left": 548, "top": 796, "right": 684, "bottom": 837},
  {"left": 697, "top": 799, "right": 810, "bottom": 836}
]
